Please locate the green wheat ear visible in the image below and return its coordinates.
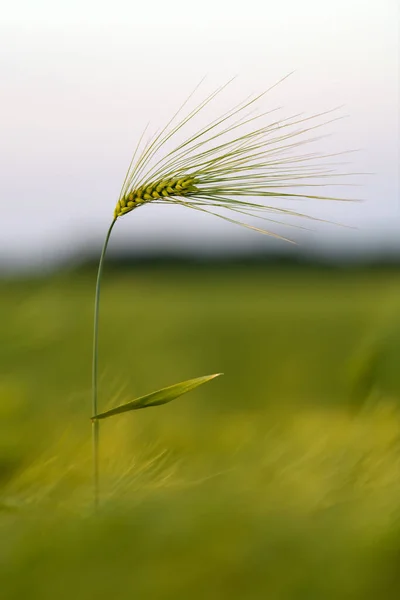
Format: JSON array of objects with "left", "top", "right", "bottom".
[{"left": 92, "top": 75, "right": 358, "bottom": 509}]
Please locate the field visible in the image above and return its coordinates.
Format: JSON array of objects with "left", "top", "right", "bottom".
[{"left": 1, "top": 264, "right": 400, "bottom": 598}]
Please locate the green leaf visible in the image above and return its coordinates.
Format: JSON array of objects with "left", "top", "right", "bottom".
[{"left": 92, "top": 373, "right": 222, "bottom": 421}]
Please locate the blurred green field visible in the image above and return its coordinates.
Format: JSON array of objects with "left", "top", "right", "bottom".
[{"left": 1, "top": 264, "right": 400, "bottom": 599}]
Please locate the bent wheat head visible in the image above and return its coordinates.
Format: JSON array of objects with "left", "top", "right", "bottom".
[{"left": 113, "top": 75, "right": 358, "bottom": 241}]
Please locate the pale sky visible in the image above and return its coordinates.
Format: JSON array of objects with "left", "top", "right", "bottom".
[{"left": 0, "top": 0, "right": 398, "bottom": 269}]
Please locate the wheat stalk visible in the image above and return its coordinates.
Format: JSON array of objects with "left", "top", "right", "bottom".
[{"left": 91, "top": 75, "right": 358, "bottom": 509}]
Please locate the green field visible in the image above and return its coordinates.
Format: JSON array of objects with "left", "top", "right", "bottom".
[{"left": 1, "top": 264, "right": 400, "bottom": 599}]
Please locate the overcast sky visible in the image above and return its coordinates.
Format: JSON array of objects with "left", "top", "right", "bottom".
[{"left": 1, "top": 0, "right": 398, "bottom": 270}]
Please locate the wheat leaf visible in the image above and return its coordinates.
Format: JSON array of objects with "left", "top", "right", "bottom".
[{"left": 92, "top": 373, "right": 222, "bottom": 421}]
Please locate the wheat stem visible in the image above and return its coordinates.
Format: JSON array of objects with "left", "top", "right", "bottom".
[{"left": 92, "top": 217, "right": 117, "bottom": 510}]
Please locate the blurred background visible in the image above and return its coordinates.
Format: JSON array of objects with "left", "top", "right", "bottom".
[{"left": 1, "top": 1, "right": 400, "bottom": 598}]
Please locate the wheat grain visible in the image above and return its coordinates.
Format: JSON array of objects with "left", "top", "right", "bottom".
[{"left": 114, "top": 176, "right": 198, "bottom": 218}]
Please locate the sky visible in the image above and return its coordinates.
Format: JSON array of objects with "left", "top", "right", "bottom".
[{"left": 0, "top": 0, "right": 398, "bottom": 270}]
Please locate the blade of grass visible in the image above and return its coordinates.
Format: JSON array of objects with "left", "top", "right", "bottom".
[{"left": 92, "top": 374, "right": 223, "bottom": 421}]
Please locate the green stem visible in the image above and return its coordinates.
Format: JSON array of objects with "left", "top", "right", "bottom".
[{"left": 92, "top": 218, "right": 117, "bottom": 510}]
